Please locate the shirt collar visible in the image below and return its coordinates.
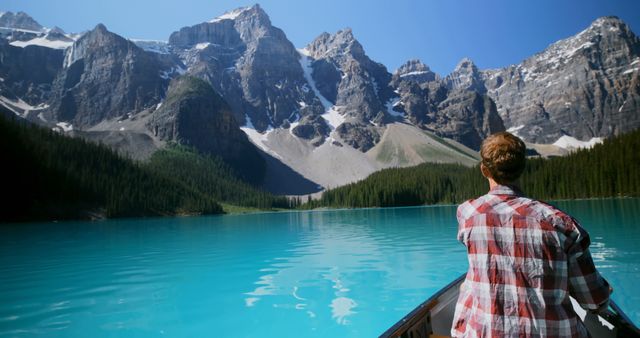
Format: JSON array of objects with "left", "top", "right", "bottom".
[{"left": 488, "top": 184, "right": 524, "bottom": 196}]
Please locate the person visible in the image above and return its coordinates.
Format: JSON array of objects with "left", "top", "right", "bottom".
[{"left": 451, "top": 132, "right": 611, "bottom": 337}]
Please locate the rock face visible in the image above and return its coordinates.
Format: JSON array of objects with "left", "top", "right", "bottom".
[
  {"left": 47, "top": 24, "right": 178, "bottom": 127},
  {"left": 303, "top": 28, "right": 396, "bottom": 151},
  {"left": 148, "top": 76, "right": 265, "bottom": 182},
  {"left": 169, "top": 4, "right": 324, "bottom": 134},
  {"left": 392, "top": 59, "right": 505, "bottom": 150},
  {"left": 0, "top": 38, "right": 64, "bottom": 105},
  {"left": 445, "top": 58, "right": 486, "bottom": 93},
  {"left": 478, "top": 16, "right": 640, "bottom": 143}
]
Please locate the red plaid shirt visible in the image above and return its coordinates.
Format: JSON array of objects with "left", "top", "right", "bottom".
[{"left": 452, "top": 185, "right": 610, "bottom": 337}]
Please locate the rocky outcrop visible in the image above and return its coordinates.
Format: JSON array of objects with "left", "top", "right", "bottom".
[
  {"left": 47, "top": 24, "right": 179, "bottom": 127},
  {"left": 391, "top": 59, "right": 439, "bottom": 85},
  {"left": 428, "top": 90, "right": 504, "bottom": 148},
  {"left": 168, "top": 4, "right": 323, "bottom": 133},
  {"left": 478, "top": 16, "right": 640, "bottom": 143},
  {"left": 148, "top": 76, "right": 265, "bottom": 182},
  {"left": 291, "top": 114, "right": 330, "bottom": 146},
  {"left": 393, "top": 68, "right": 505, "bottom": 150},
  {"left": 0, "top": 38, "right": 64, "bottom": 105}
]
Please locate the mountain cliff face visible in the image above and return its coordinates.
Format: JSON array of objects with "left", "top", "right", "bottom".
[
  {"left": 47, "top": 24, "right": 177, "bottom": 127},
  {"left": 303, "top": 28, "right": 396, "bottom": 151},
  {"left": 169, "top": 5, "right": 324, "bottom": 136},
  {"left": 0, "top": 39, "right": 64, "bottom": 106},
  {"left": 480, "top": 16, "right": 640, "bottom": 143},
  {"left": 392, "top": 59, "right": 505, "bottom": 150}
]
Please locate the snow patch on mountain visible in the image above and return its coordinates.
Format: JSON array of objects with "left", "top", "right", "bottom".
[
  {"left": 195, "top": 42, "right": 211, "bottom": 50},
  {"left": 55, "top": 122, "right": 73, "bottom": 132},
  {"left": 298, "top": 48, "right": 345, "bottom": 130},
  {"left": 0, "top": 26, "right": 43, "bottom": 34},
  {"left": 240, "top": 115, "right": 280, "bottom": 158},
  {"left": 10, "top": 36, "right": 72, "bottom": 49},
  {"left": 209, "top": 7, "right": 250, "bottom": 23},
  {"left": 553, "top": 135, "right": 603, "bottom": 150},
  {"left": 131, "top": 39, "right": 170, "bottom": 54},
  {"left": 506, "top": 124, "right": 525, "bottom": 137},
  {"left": 385, "top": 98, "right": 403, "bottom": 117},
  {"left": 0, "top": 96, "right": 49, "bottom": 117},
  {"left": 399, "top": 70, "right": 430, "bottom": 78}
]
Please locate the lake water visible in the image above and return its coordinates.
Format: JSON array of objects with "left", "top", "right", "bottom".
[{"left": 0, "top": 198, "right": 638, "bottom": 337}]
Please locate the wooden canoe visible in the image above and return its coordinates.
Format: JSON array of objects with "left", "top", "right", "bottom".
[{"left": 380, "top": 274, "right": 640, "bottom": 338}]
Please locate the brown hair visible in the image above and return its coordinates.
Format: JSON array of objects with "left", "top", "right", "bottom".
[{"left": 480, "top": 132, "right": 526, "bottom": 184}]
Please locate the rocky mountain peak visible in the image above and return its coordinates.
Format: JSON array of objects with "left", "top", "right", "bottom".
[
  {"left": 209, "top": 4, "right": 268, "bottom": 24},
  {"left": 306, "top": 28, "right": 365, "bottom": 60},
  {"left": 93, "top": 23, "right": 108, "bottom": 34},
  {"left": 64, "top": 24, "right": 126, "bottom": 67},
  {"left": 446, "top": 57, "right": 485, "bottom": 92},
  {"left": 393, "top": 59, "right": 439, "bottom": 83},
  {"left": 0, "top": 11, "right": 44, "bottom": 32},
  {"left": 454, "top": 57, "right": 477, "bottom": 72},
  {"left": 586, "top": 16, "right": 627, "bottom": 34},
  {"left": 49, "top": 26, "right": 66, "bottom": 35}
]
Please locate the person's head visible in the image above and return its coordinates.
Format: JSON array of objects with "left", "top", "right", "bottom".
[{"left": 480, "top": 132, "right": 526, "bottom": 185}]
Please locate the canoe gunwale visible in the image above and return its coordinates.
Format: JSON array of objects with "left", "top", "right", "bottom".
[
  {"left": 379, "top": 273, "right": 466, "bottom": 338},
  {"left": 379, "top": 273, "right": 640, "bottom": 338}
]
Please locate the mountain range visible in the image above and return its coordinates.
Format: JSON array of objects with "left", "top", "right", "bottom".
[{"left": 1, "top": 5, "right": 638, "bottom": 194}]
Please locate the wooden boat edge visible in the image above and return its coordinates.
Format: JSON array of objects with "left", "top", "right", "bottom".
[
  {"left": 379, "top": 274, "right": 640, "bottom": 338},
  {"left": 379, "top": 274, "right": 465, "bottom": 338}
]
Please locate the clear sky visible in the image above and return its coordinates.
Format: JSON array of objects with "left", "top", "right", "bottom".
[{"left": 3, "top": 0, "right": 639, "bottom": 75}]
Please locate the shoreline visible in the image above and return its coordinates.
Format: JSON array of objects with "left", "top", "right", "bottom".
[{"left": 3, "top": 196, "right": 637, "bottom": 224}]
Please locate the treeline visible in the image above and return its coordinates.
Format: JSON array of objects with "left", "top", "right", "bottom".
[
  {"left": 0, "top": 115, "right": 222, "bottom": 221},
  {"left": 305, "top": 128, "right": 640, "bottom": 209},
  {"left": 0, "top": 114, "right": 295, "bottom": 222},
  {"left": 143, "top": 145, "right": 297, "bottom": 210}
]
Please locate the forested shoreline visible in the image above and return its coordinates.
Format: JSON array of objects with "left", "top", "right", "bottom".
[
  {"left": 0, "top": 115, "right": 294, "bottom": 223},
  {"left": 304, "top": 129, "right": 640, "bottom": 209}
]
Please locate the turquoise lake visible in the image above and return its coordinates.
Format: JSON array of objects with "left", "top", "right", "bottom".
[{"left": 0, "top": 198, "right": 638, "bottom": 337}]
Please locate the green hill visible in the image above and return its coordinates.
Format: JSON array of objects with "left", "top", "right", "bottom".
[{"left": 305, "top": 129, "right": 640, "bottom": 209}]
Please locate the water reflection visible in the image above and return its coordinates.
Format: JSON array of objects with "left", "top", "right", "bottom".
[{"left": 243, "top": 207, "right": 465, "bottom": 327}]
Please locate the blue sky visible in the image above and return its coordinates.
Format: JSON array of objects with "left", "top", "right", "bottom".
[{"left": 3, "top": 0, "right": 639, "bottom": 75}]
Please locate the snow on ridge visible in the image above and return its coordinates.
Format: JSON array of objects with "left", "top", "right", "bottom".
[
  {"left": 0, "top": 26, "right": 43, "bottom": 34},
  {"left": 553, "top": 135, "right": 603, "bottom": 150},
  {"left": 209, "top": 7, "right": 250, "bottom": 23},
  {"left": 298, "top": 48, "right": 345, "bottom": 130},
  {"left": 399, "top": 70, "right": 429, "bottom": 78},
  {"left": 10, "top": 36, "right": 72, "bottom": 49}
]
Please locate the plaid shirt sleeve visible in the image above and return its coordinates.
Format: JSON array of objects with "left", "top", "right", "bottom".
[{"left": 562, "top": 214, "right": 611, "bottom": 310}]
